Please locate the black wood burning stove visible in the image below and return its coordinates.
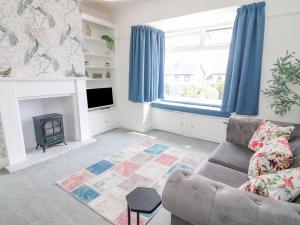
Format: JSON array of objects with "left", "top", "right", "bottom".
[{"left": 33, "top": 113, "right": 66, "bottom": 153}]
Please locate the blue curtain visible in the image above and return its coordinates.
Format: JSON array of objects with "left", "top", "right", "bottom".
[
  {"left": 222, "top": 2, "right": 265, "bottom": 115},
  {"left": 129, "top": 26, "right": 165, "bottom": 103}
]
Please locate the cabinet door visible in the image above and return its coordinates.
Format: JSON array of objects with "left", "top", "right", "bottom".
[
  {"left": 89, "top": 109, "right": 118, "bottom": 136},
  {"left": 107, "top": 110, "right": 118, "bottom": 130},
  {"left": 101, "top": 111, "right": 110, "bottom": 132},
  {"left": 189, "top": 115, "right": 226, "bottom": 143},
  {"left": 155, "top": 110, "right": 184, "bottom": 135},
  {"left": 88, "top": 111, "right": 96, "bottom": 136},
  {"left": 95, "top": 111, "right": 106, "bottom": 134}
]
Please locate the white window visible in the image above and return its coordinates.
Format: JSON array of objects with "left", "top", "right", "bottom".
[{"left": 164, "top": 27, "right": 232, "bottom": 106}]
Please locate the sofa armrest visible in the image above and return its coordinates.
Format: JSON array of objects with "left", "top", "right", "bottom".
[{"left": 162, "top": 170, "right": 300, "bottom": 225}]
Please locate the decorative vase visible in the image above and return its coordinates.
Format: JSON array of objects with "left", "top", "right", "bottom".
[
  {"left": 106, "top": 48, "right": 111, "bottom": 56},
  {"left": 85, "top": 25, "right": 92, "bottom": 37}
]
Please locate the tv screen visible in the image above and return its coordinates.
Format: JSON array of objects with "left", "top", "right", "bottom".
[{"left": 86, "top": 88, "right": 114, "bottom": 109}]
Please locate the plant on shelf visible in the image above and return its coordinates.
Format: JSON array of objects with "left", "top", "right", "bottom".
[
  {"left": 262, "top": 51, "right": 300, "bottom": 115},
  {"left": 101, "top": 35, "right": 115, "bottom": 55}
]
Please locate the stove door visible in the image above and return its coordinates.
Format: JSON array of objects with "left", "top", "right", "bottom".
[
  {"left": 43, "top": 121, "right": 54, "bottom": 137},
  {"left": 53, "top": 120, "right": 62, "bottom": 134}
]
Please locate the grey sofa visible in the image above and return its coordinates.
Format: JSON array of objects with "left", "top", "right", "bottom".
[{"left": 162, "top": 117, "right": 300, "bottom": 225}]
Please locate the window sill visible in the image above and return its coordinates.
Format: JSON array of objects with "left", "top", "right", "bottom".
[{"left": 151, "top": 100, "right": 230, "bottom": 118}]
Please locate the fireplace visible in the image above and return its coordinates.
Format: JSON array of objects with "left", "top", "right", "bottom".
[
  {"left": 0, "top": 79, "right": 91, "bottom": 167},
  {"left": 33, "top": 113, "right": 66, "bottom": 152}
]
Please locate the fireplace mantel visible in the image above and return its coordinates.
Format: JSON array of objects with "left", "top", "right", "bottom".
[
  {"left": 0, "top": 77, "right": 86, "bottom": 81},
  {"left": 0, "top": 79, "right": 91, "bottom": 166}
]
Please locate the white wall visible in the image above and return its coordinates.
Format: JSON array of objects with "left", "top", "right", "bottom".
[
  {"left": 259, "top": 11, "right": 300, "bottom": 123},
  {"left": 19, "top": 99, "right": 47, "bottom": 150},
  {"left": 113, "top": 0, "right": 300, "bottom": 137}
]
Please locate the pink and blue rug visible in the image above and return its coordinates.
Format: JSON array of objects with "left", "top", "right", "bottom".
[{"left": 56, "top": 139, "right": 203, "bottom": 225}]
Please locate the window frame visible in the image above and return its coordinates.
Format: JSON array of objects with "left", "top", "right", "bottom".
[{"left": 163, "top": 24, "right": 233, "bottom": 108}]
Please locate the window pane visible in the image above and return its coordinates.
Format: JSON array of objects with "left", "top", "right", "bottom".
[
  {"left": 205, "top": 27, "right": 232, "bottom": 46},
  {"left": 164, "top": 49, "right": 229, "bottom": 106},
  {"left": 166, "top": 33, "right": 201, "bottom": 49}
]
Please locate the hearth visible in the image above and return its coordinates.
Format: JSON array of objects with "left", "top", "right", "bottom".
[{"left": 33, "top": 113, "right": 66, "bottom": 152}]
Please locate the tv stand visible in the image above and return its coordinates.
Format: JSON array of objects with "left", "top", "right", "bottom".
[
  {"left": 100, "top": 106, "right": 112, "bottom": 110},
  {"left": 88, "top": 107, "right": 117, "bottom": 136}
]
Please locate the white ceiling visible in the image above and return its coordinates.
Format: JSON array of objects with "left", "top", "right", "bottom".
[{"left": 81, "top": 0, "right": 150, "bottom": 11}]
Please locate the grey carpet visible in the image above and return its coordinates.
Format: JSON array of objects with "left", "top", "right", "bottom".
[{"left": 0, "top": 128, "right": 218, "bottom": 225}]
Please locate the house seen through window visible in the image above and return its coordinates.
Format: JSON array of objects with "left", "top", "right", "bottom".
[{"left": 164, "top": 27, "right": 232, "bottom": 106}]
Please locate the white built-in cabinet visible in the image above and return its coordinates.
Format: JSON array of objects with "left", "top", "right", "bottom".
[
  {"left": 152, "top": 108, "right": 227, "bottom": 143},
  {"left": 88, "top": 107, "right": 118, "bottom": 136},
  {"left": 153, "top": 110, "right": 184, "bottom": 135}
]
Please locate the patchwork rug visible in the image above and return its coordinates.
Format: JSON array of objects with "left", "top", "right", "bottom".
[{"left": 57, "top": 139, "right": 203, "bottom": 225}]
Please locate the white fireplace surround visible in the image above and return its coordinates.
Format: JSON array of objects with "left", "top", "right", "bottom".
[{"left": 0, "top": 78, "right": 92, "bottom": 167}]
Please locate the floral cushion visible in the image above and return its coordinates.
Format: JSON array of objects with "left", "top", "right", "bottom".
[
  {"left": 248, "top": 120, "right": 295, "bottom": 152},
  {"left": 240, "top": 168, "right": 300, "bottom": 202},
  {"left": 248, "top": 137, "right": 293, "bottom": 178}
]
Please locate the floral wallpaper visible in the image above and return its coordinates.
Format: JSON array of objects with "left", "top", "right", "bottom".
[{"left": 0, "top": 0, "right": 84, "bottom": 78}]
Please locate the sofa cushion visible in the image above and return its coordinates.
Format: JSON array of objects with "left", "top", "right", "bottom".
[
  {"left": 226, "top": 117, "right": 260, "bottom": 147},
  {"left": 240, "top": 168, "right": 300, "bottom": 202},
  {"left": 198, "top": 161, "right": 249, "bottom": 188},
  {"left": 209, "top": 142, "right": 253, "bottom": 173},
  {"left": 292, "top": 124, "right": 300, "bottom": 138},
  {"left": 248, "top": 120, "right": 295, "bottom": 152},
  {"left": 292, "top": 149, "right": 300, "bottom": 169},
  {"left": 248, "top": 137, "right": 293, "bottom": 178},
  {"left": 291, "top": 136, "right": 300, "bottom": 149}
]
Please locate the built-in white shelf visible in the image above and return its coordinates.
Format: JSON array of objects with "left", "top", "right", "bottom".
[
  {"left": 84, "top": 53, "right": 115, "bottom": 58},
  {"left": 83, "top": 35, "right": 106, "bottom": 43},
  {"left": 0, "top": 77, "right": 87, "bottom": 81},
  {"left": 85, "top": 78, "right": 115, "bottom": 81},
  {"left": 88, "top": 106, "right": 116, "bottom": 112},
  {"left": 85, "top": 66, "right": 115, "bottom": 69}
]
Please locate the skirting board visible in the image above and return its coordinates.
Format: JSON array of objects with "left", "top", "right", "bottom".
[{"left": 118, "top": 121, "right": 153, "bottom": 133}]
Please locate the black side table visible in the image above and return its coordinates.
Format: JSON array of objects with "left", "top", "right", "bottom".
[{"left": 126, "top": 187, "right": 162, "bottom": 225}]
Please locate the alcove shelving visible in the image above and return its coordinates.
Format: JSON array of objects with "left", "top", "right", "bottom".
[
  {"left": 81, "top": 13, "right": 117, "bottom": 81},
  {"left": 81, "top": 13, "right": 118, "bottom": 137}
]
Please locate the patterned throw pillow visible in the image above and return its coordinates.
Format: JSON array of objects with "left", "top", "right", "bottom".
[
  {"left": 248, "top": 120, "right": 295, "bottom": 152},
  {"left": 240, "top": 168, "right": 300, "bottom": 202},
  {"left": 248, "top": 137, "right": 293, "bottom": 179}
]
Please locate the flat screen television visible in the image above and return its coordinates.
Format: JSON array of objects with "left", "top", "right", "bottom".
[{"left": 86, "top": 88, "right": 114, "bottom": 109}]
